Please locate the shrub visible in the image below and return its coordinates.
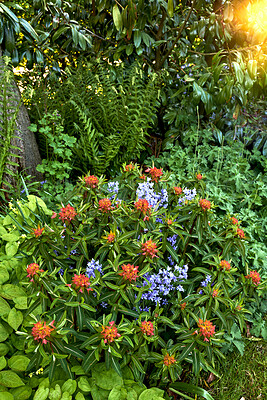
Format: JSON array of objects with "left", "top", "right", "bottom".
[{"left": 0, "top": 164, "right": 265, "bottom": 398}]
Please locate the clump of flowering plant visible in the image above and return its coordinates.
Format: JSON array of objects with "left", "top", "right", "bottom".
[
  {"left": 6, "top": 162, "right": 263, "bottom": 390},
  {"left": 98, "top": 198, "right": 112, "bottom": 213},
  {"left": 220, "top": 260, "right": 231, "bottom": 271},
  {"left": 141, "top": 239, "right": 159, "bottom": 258},
  {"left": 118, "top": 264, "right": 139, "bottom": 282},
  {"left": 163, "top": 353, "right": 176, "bottom": 367},
  {"left": 101, "top": 321, "right": 121, "bottom": 344},
  {"left": 84, "top": 175, "right": 99, "bottom": 188},
  {"left": 59, "top": 204, "right": 77, "bottom": 222},
  {"left": 145, "top": 166, "right": 163, "bottom": 182},
  {"left": 236, "top": 228, "right": 245, "bottom": 238},
  {"left": 32, "top": 321, "right": 55, "bottom": 344},
  {"left": 32, "top": 224, "right": 44, "bottom": 238},
  {"left": 140, "top": 321, "right": 154, "bottom": 336},
  {"left": 174, "top": 186, "right": 182, "bottom": 195},
  {"left": 197, "top": 319, "right": 216, "bottom": 342},
  {"left": 245, "top": 270, "right": 261, "bottom": 286},
  {"left": 68, "top": 274, "right": 93, "bottom": 293},
  {"left": 26, "top": 263, "right": 44, "bottom": 281},
  {"left": 199, "top": 199, "right": 211, "bottom": 211}
]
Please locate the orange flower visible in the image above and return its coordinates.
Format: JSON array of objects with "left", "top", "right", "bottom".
[
  {"left": 70, "top": 274, "right": 93, "bottom": 293},
  {"left": 135, "top": 199, "right": 151, "bottom": 214},
  {"left": 118, "top": 264, "right": 139, "bottom": 282},
  {"left": 198, "top": 318, "right": 215, "bottom": 342},
  {"left": 101, "top": 321, "right": 121, "bottom": 344},
  {"left": 32, "top": 320, "right": 55, "bottom": 344},
  {"left": 220, "top": 260, "right": 231, "bottom": 271},
  {"left": 212, "top": 289, "right": 219, "bottom": 298},
  {"left": 196, "top": 173, "right": 203, "bottom": 180},
  {"left": 26, "top": 263, "right": 44, "bottom": 281},
  {"left": 98, "top": 198, "right": 112, "bottom": 213},
  {"left": 33, "top": 224, "right": 44, "bottom": 238},
  {"left": 163, "top": 353, "right": 176, "bottom": 366},
  {"left": 174, "top": 186, "right": 183, "bottom": 195},
  {"left": 140, "top": 321, "right": 154, "bottom": 336},
  {"left": 231, "top": 217, "right": 239, "bottom": 225},
  {"left": 199, "top": 199, "right": 211, "bottom": 211},
  {"left": 167, "top": 219, "right": 173, "bottom": 225},
  {"left": 145, "top": 167, "right": 163, "bottom": 182},
  {"left": 245, "top": 270, "right": 261, "bottom": 286},
  {"left": 139, "top": 175, "right": 146, "bottom": 180},
  {"left": 51, "top": 212, "right": 57, "bottom": 219},
  {"left": 236, "top": 228, "right": 245, "bottom": 239},
  {"left": 59, "top": 204, "right": 77, "bottom": 222},
  {"left": 84, "top": 175, "right": 99, "bottom": 188},
  {"left": 180, "top": 302, "right": 186, "bottom": 310},
  {"left": 106, "top": 231, "right": 115, "bottom": 243},
  {"left": 125, "top": 163, "right": 135, "bottom": 172},
  {"left": 141, "top": 240, "right": 158, "bottom": 259}
]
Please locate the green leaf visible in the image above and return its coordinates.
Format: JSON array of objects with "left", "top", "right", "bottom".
[
  {"left": 5, "top": 242, "right": 18, "bottom": 257},
  {"left": 78, "top": 376, "right": 91, "bottom": 392},
  {"left": 0, "top": 356, "right": 7, "bottom": 371},
  {"left": 92, "top": 363, "right": 123, "bottom": 390},
  {"left": 139, "top": 388, "right": 164, "bottom": 400},
  {"left": 167, "top": 0, "right": 174, "bottom": 17},
  {"left": 134, "top": 31, "right": 142, "bottom": 48},
  {"left": 170, "top": 382, "right": 215, "bottom": 400},
  {"left": 0, "top": 371, "right": 25, "bottom": 388},
  {"left": 178, "top": 342, "right": 195, "bottom": 362},
  {"left": 113, "top": 5, "right": 122, "bottom": 31},
  {"left": 8, "top": 355, "right": 30, "bottom": 371},
  {"left": 0, "top": 297, "right": 11, "bottom": 316},
  {"left": 8, "top": 308, "right": 23, "bottom": 331},
  {"left": 0, "top": 324, "right": 9, "bottom": 342}
]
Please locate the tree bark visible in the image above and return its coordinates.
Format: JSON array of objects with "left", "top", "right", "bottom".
[{"left": 0, "top": 47, "right": 43, "bottom": 185}]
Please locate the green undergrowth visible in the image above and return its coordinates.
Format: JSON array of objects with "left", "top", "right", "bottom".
[{"left": 207, "top": 340, "right": 267, "bottom": 400}]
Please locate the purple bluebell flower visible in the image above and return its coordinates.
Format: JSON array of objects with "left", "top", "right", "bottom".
[{"left": 86, "top": 259, "right": 103, "bottom": 278}]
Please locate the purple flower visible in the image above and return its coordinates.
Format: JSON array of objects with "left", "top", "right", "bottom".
[{"left": 86, "top": 259, "right": 103, "bottom": 278}]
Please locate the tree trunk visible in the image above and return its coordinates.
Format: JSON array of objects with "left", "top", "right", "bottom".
[{"left": 0, "top": 47, "right": 42, "bottom": 188}]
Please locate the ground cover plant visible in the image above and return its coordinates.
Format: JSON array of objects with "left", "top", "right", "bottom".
[{"left": 0, "top": 163, "right": 265, "bottom": 399}]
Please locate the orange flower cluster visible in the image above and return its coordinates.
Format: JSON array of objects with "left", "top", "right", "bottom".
[
  {"left": 145, "top": 167, "right": 163, "bottom": 182},
  {"left": 124, "top": 163, "right": 135, "bottom": 172},
  {"left": 245, "top": 270, "right": 261, "bottom": 286},
  {"left": 118, "top": 264, "right": 139, "bottom": 282},
  {"left": 84, "top": 175, "right": 99, "bottom": 188},
  {"left": 212, "top": 289, "right": 219, "bottom": 298},
  {"left": 196, "top": 173, "right": 203, "bottom": 180},
  {"left": 33, "top": 224, "right": 44, "bottom": 238},
  {"left": 141, "top": 240, "right": 158, "bottom": 259},
  {"left": 140, "top": 321, "right": 154, "bottom": 336},
  {"left": 59, "top": 204, "right": 77, "bottom": 222},
  {"left": 198, "top": 318, "right": 215, "bottom": 342},
  {"left": 180, "top": 302, "right": 187, "bottom": 310},
  {"left": 26, "top": 263, "right": 44, "bottom": 281},
  {"left": 231, "top": 217, "right": 239, "bottom": 225},
  {"left": 199, "top": 199, "right": 211, "bottom": 211},
  {"left": 220, "top": 260, "right": 231, "bottom": 271},
  {"left": 236, "top": 228, "right": 245, "bottom": 239},
  {"left": 98, "top": 198, "right": 112, "bottom": 213},
  {"left": 69, "top": 274, "right": 93, "bottom": 293},
  {"left": 32, "top": 320, "right": 55, "bottom": 344},
  {"left": 101, "top": 321, "right": 121, "bottom": 344},
  {"left": 106, "top": 231, "right": 115, "bottom": 243},
  {"left": 174, "top": 186, "right": 182, "bottom": 195},
  {"left": 163, "top": 353, "right": 176, "bottom": 366},
  {"left": 135, "top": 199, "right": 151, "bottom": 214}
]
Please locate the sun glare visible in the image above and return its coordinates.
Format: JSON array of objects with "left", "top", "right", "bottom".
[{"left": 246, "top": 0, "right": 267, "bottom": 34}]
